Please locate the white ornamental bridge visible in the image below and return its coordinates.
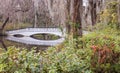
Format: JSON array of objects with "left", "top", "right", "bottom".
[
  {"left": 6, "top": 28, "right": 66, "bottom": 46},
  {"left": 6, "top": 28, "right": 89, "bottom": 46},
  {"left": 6, "top": 28, "right": 65, "bottom": 37}
]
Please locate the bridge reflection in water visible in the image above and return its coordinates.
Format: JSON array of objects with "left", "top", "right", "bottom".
[{"left": 6, "top": 36, "right": 65, "bottom": 46}]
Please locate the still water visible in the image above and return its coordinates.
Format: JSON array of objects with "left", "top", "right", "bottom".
[
  {"left": 0, "top": 34, "right": 64, "bottom": 51},
  {"left": 0, "top": 36, "right": 49, "bottom": 51}
]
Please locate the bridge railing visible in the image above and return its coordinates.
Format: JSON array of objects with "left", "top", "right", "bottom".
[{"left": 6, "top": 28, "right": 66, "bottom": 37}]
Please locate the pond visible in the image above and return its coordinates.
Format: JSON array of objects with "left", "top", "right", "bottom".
[
  {"left": 31, "top": 33, "right": 61, "bottom": 40},
  {"left": 0, "top": 33, "right": 65, "bottom": 51}
]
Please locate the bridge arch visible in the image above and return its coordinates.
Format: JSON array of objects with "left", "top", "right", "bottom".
[{"left": 6, "top": 28, "right": 66, "bottom": 37}]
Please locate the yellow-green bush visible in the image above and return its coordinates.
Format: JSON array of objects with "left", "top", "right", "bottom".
[
  {"left": 42, "top": 42, "right": 93, "bottom": 73},
  {"left": 0, "top": 47, "right": 41, "bottom": 73},
  {"left": 100, "top": 1, "right": 119, "bottom": 29},
  {"left": 81, "top": 29, "right": 120, "bottom": 73},
  {"left": 1, "top": 27, "right": 120, "bottom": 73}
]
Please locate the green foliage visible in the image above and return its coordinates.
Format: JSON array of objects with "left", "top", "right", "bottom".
[
  {"left": 0, "top": 42, "right": 93, "bottom": 73},
  {"left": 81, "top": 29, "right": 120, "bottom": 73},
  {"left": 0, "top": 47, "right": 41, "bottom": 73},
  {"left": 42, "top": 41, "right": 93, "bottom": 73},
  {"left": 30, "top": 28, "right": 120, "bottom": 73},
  {"left": 1, "top": 27, "right": 120, "bottom": 73},
  {"left": 100, "top": 1, "right": 119, "bottom": 29}
]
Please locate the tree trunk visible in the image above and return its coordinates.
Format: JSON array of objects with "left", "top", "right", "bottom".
[
  {"left": 33, "top": 0, "right": 39, "bottom": 28},
  {"left": 66, "top": 0, "right": 71, "bottom": 34},
  {"left": 118, "top": 0, "right": 120, "bottom": 28},
  {"left": 0, "top": 38, "right": 7, "bottom": 50},
  {"left": 71, "top": 0, "right": 83, "bottom": 37},
  {"left": 1, "top": 17, "right": 9, "bottom": 30},
  {"left": 0, "top": 17, "right": 9, "bottom": 35},
  {"left": 89, "top": 0, "right": 97, "bottom": 26},
  {"left": 34, "top": 11, "right": 37, "bottom": 28}
]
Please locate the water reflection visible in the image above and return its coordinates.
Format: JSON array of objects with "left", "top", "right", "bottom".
[
  {"left": 6, "top": 36, "right": 64, "bottom": 46},
  {"left": 0, "top": 28, "right": 65, "bottom": 50},
  {"left": 0, "top": 36, "right": 50, "bottom": 51}
]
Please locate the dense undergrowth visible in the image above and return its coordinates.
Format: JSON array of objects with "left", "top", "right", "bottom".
[
  {"left": 0, "top": 1, "right": 120, "bottom": 73},
  {"left": 0, "top": 26, "right": 120, "bottom": 73}
]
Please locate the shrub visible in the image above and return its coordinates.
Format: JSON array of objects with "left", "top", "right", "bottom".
[
  {"left": 41, "top": 45, "right": 93, "bottom": 73},
  {"left": 81, "top": 30, "right": 120, "bottom": 73},
  {"left": 100, "top": 1, "right": 119, "bottom": 29},
  {"left": 0, "top": 45, "right": 93, "bottom": 73},
  {"left": 1, "top": 28, "right": 120, "bottom": 73},
  {"left": 0, "top": 47, "right": 42, "bottom": 73}
]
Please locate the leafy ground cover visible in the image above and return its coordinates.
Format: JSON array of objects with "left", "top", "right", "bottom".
[{"left": 0, "top": 26, "right": 120, "bottom": 73}]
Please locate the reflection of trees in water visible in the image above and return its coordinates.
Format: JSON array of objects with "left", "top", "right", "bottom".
[
  {"left": 0, "top": 37, "right": 7, "bottom": 50},
  {"left": 31, "top": 34, "right": 60, "bottom": 40}
]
